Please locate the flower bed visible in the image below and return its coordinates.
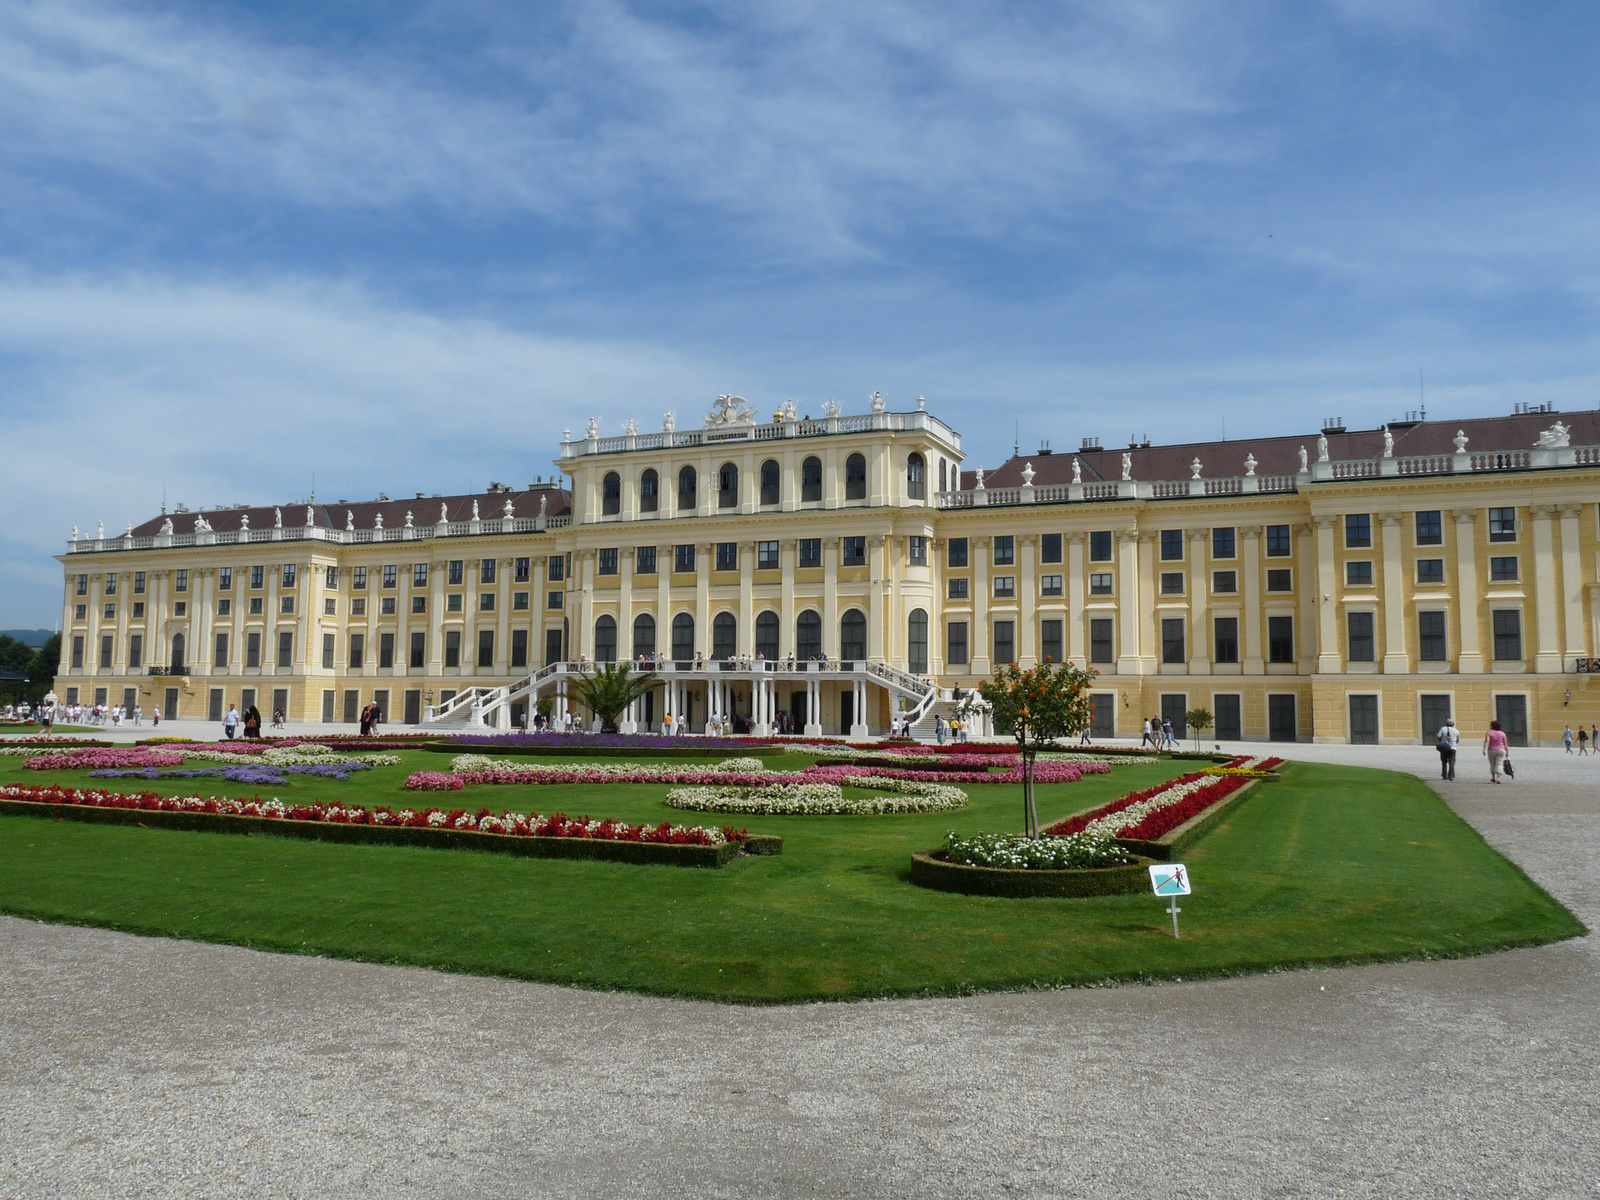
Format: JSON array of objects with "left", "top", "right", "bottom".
[
  {"left": 0, "top": 783, "right": 776, "bottom": 868},
  {"left": 88, "top": 762, "right": 374, "bottom": 784},
  {"left": 908, "top": 850, "right": 1156, "bottom": 898},
  {"left": 940, "top": 829, "right": 1130, "bottom": 870},
  {"left": 663, "top": 774, "right": 967, "bottom": 815},
  {"left": 23, "top": 748, "right": 185, "bottom": 770}
]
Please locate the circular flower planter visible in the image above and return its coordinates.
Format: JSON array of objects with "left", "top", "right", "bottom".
[{"left": 909, "top": 850, "right": 1157, "bottom": 898}]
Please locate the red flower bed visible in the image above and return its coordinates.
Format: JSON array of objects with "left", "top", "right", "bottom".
[{"left": 1115, "top": 775, "right": 1248, "bottom": 840}]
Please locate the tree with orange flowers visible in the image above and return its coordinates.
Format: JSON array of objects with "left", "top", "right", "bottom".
[{"left": 978, "top": 659, "right": 1098, "bottom": 837}]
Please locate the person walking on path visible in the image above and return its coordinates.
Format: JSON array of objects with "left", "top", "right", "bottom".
[
  {"left": 1141, "top": 718, "right": 1153, "bottom": 748},
  {"left": 1436, "top": 718, "right": 1460, "bottom": 780},
  {"left": 1563, "top": 725, "right": 1574, "bottom": 753},
  {"left": 1483, "top": 719, "right": 1509, "bottom": 783},
  {"left": 1162, "top": 717, "right": 1175, "bottom": 750},
  {"left": 243, "top": 705, "right": 261, "bottom": 739},
  {"left": 223, "top": 704, "right": 240, "bottom": 740},
  {"left": 1580, "top": 727, "right": 1590, "bottom": 756}
]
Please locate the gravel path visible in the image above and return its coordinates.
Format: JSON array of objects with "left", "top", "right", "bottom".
[{"left": 1, "top": 746, "right": 1596, "bottom": 1198}]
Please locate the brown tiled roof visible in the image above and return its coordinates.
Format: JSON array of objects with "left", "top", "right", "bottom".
[
  {"left": 129, "top": 487, "right": 572, "bottom": 538},
  {"left": 960, "top": 410, "right": 1600, "bottom": 488}
]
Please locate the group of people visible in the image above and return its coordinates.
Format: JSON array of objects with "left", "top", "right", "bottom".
[
  {"left": 1, "top": 700, "right": 161, "bottom": 729},
  {"left": 358, "top": 702, "right": 384, "bottom": 736},
  {"left": 932, "top": 714, "right": 970, "bottom": 744},
  {"left": 222, "top": 703, "right": 262, "bottom": 739},
  {"left": 1560, "top": 723, "right": 1599, "bottom": 755},
  {"left": 1141, "top": 716, "right": 1177, "bottom": 750},
  {"left": 1435, "top": 718, "right": 1526, "bottom": 784}
]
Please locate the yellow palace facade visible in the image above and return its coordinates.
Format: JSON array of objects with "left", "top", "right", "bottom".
[{"left": 55, "top": 395, "right": 1600, "bottom": 745}]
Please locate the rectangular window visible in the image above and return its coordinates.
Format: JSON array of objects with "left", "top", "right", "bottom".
[
  {"left": 412, "top": 596, "right": 427, "bottom": 613},
  {"left": 1160, "top": 530, "right": 1184, "bottom": 561},
  {"left": 324, "top": 565, "right": 338, "bottom": 588},
  {"left": 103, "top": 604, "right": 114, "bottom": 620},
  {"left": 1419, "top": 611, "right": 1447, "bottom": 661},
  {"left": 378, "top": 632, "right": 394, "bottom": 669},
  {"left": 248, "top": 597, "right": 264, "bottom": 615},
  {"left": 545, "top": 629, "right": 564, "bottom": 666},
  {"left": 513, "top": 558, "right": 529, "bottom": 583},
  {"left": 478, "top": 629, "right": 495, "bottom": 667},
  {"left": 134, "top": 571, "right": 147, "bottom": 594},
  {"left": 908, "top": 536, "right": 928, "bottom": 567},
  {"left": 1089, "top": 618, "right": 1114, "bottom": 664},
  {"left": 128, "top": 633, "right": 143, "bottom": 669},
  {"left": 1212, "top": 528, "right": 1236, "bottom": 559},
  {"left": 71, "top": 635, "right": 84, "bottom": 668},
  {"left": 948, "top": 538, "right": 969, "bottom": 568},
  {"left": 547, "top": 591, "right": 563, "bottom": 609},
  {"left": 451, "top": 560, "right": 466, "bottom": 585},
  {"left": 946, "top": 621, "right": 969, "bottom": 665},
  {"left": 272, "top": 592, "right": 293, "bottom": 615},
  {"left": 993, "top": 620, "right": 1015, "bottom": 665},
  {"left": 479, "top": 592, "right": 496, "bottom": 611},
  {"left": 445, "top": 630, "right": 461, "bottom": 667},
  {"left": 1268, "top": 616, "right": 1295, "bottom": 663},
  {"left": 715, "top": 542, "right": 738, "bottom": 571},
  {"left": 1492, "top": 610, "right": 1522, "bottom": 660},
  {"left": 214, "top": 632, "right": 228, "bottom": 668},
  {"left": 1346, "top": 561, "right": 1373, "bottom": 586},
  {"left": 380, "top": 597, "right": 395, "bottom": 615},
  {"left": 246, "top": 632, "right": 261, "bottom": 669},
  {"left": 799, "top": 539, "right": 821, "bottom": 568},
  {"left": 104, "top": 573, "right": 117, "bottom": 596},
  {"left": 1266, "top": 525, "right": 1291, "bottom": 557},
  {"left": 481, "top": 560, "right": 496, "bottom": 584},
  {"left": 1089, "top": 531, "right": 1113, "bottom": 562},
  {"left": 175, "top": 570, "right": 188, "bottom": 592},
  {"left": 1089, "top": 572, "right": 1113, "bottom": 596},
  {"left": 349, "top": 597, "right": 365, "bottom": 616},
  {"left": 1489, "top": 507, "right": 1517, "bottom": 543},
  {"left": 322, "top": 634, "right": 335, "bottom": 669},
  {"left": 134, "top": 602, "right": 146, "bottom": 618},
  {"left": 278, "top": 630, "right": 294, "bottom": 668},
  {"left": 1214, "top": 617, "right": 1239, "bottom": 664},
  {"left": 251, "top": 566, "right": 265, "bottom": 589},
  {"left": 1347, "top": 611, "right": 1375, "bottom": 662},
  {"left": 1345, "top": 514, "right": 1371, "bottom": 549},
  {"left": 1212, "top": 570, "right": 1237, "bottom": 594},
  {"left": 674, "top": 544, "right": 696, "bottom": 573},
  {"left": 1161, "top": 618, "right": 1185, "bottom": 664},
  {"left": 1159, "top": 571, "right": 1184, "bottom": 595},
  {"left": 993, "top": 576, "right": 1015, "bottom": 598},
  {"left": 758, "top": 541, "right": 780, "bottom": 570},
  {"left": 1416, "top": 558, "right": 1445, "bottom": 585},
  {"left": 1490, "top": 556, "right": 1519, "bottom": 582},
  {"left": 380, "top": 564, "right": 395, "bottom": 588},
  {"left": 1040, "top": 574, "right": 1063, "bottom": 597},
  {"left": 1266, "top": 568, "right": 1293, "bottom": 592},
  {"left": 1041, "top": 619, "right": 1064, "bottom": 663},
  {"left": 636, "top": 546, "right": 657, "bottom": 574},
  {"left": 993, "top": 536, "right": 1015, "bottom": 566},
  {"left": 284, "top": 564, "right": 298, "bottom": 588},
  {"left": 99, "top": 635, "right": 113, "bottom": 669},
  {"left": 410, "top": 631, "right": 426, "bottom": 668},
  {"left": 598, "top": 548, "right": 619, "bottom": 575},
  {"left": 353, "top": 567, "right": 367, "bottom": 590},
  {"left": 842, "top": 537, "right": 866, "bottom": 566},
  {"left": 1040, "top": 533, "right": 1063, "bottom": 564},
  {"left": 1415, "top": 510, "right": 1443, "bottom": 546},
  {"left": 322, "top": 598, "right": 335, "bottom": 616},
  {"left": 511, "top": 592, "right": 528, "bottom": 611},
  {"left": 948, "top": 577, "right": 969, "bottom": 599},
  {"left": 173, "top": 602, "right": 186, "bottom": 617},
  {"left": 414, "top": 563, "right": 429, "bottom": 587},
  {"left": 510, "top": 629, "right": 528, "bottom": 669},
  {"left": 76, "top": 574, "right": 88, "bottom": 596},
  {"left": 348, "top": 634, "right": 364, "bottom": 669}
]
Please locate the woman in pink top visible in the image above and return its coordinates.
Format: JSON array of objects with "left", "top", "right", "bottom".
[{"left": 1483, "top": 719, "right": 1509, "bottom": 783}]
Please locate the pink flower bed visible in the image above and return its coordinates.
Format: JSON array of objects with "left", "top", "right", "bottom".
[
  {"left": 0, "top": 783, "right": 744, "bottom": 845},
  {"left": 24, "top": 748, "right": 185, "bottom": 771},
  {"left": 407, "top": 759, "right": 1108, "bottom": 791}
]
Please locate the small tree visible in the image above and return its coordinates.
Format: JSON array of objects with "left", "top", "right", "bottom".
[
  {"left": 1185, "top": 707, "right": 1213, "bottom": 752},
  {"left": 979, "top": 660, "right": 1098, "bottom": 837},
  {"left": 563, "top": 663, "right": 660, "bottom": 734}
]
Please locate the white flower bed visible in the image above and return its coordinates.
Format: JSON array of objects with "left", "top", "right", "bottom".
[
  {"left": 1077, "top": 775, "right": 1217, "bottom": 839},
  {"left": 941, "top": 830, "right": 1129, "bottom": 870},
  {"left": 181, "top": 746, "right": 402, "bottom": 768},
  {"left": 1035, "top": 752, "right": 1119, "bottom": 766},
  {"left": 664, "top": 773, "right": 967, "bottom": 815},
  {"left": 714, "top": 756, "right": 768, "bottom": 772}
]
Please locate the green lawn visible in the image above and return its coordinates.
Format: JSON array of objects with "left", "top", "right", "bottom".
[{"left": 0, "top": 748, "right": 1581, "bottom": 1002}]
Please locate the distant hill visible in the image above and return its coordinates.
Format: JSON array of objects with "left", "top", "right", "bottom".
[{"left": 0, "top": 629, "right": 54, "bottom": 648}]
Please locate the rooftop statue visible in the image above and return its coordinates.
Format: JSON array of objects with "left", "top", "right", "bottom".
[
  {"left": 870, "top": 390, "right": 886, "bottom": 413},
  {"left": 539, "top": 493, "right": 548, "bottom": 516},
  {"left": 345, "top": 510, "right": 354, "bottom": 532},
  {"left": 439, "top": 502, "right": 449, "bottom": 524},
  {"left": 1299, "top": 445, "right": 1309, "bottom": 472},
  {"left": 1382, "top": 426, "right": 1394, "bottom": 458},
  {"left": 195, "top": 515, "right": 211, "bottom": 533},
  {"left": 471, "top": 499, "right": 480, "bottom": 521},
  {"left": 784, "top": 399, "right": 798, "bottom": 420},
  {"left": 1121, "top": 452, "right": 1132, "bottom": 481},
  {"left": 305, "top": 506, "right": 316, "bottom": 527},
  {"left": 822, "top": 398, "right": 842, "bottom": 419},
  {"left": 273, "top": 507, "right": 283, "bottom": 528},
  {"left": 71, "top": 524, "right": 79, "bottom": 542},
  {"left": 1317, "top": 432, "right": 1329, "bottom": 462},
  {"left": 624, "top": 417, "right": 638, "bottom": 436},
  {"left": 1071, "top": 458, "right": 1082, "bottom": 484},
  {"left": 587, "top": 417, "right": 599, "bottom": 440},
  {"left": 159, "top": 518, "right": 173, "bottom": 536},
  {"left": 1535, "top": 421, "right": 1570, "bottom": 449},
  {"left": 1453, "top": 430, "right": 1469, "bottom": 453},
  {"left": 663, "top": 410, "right": 676, "bottom": 434},
  {"left": 704, "top": 394, "right": 755, "bottom": 426}
]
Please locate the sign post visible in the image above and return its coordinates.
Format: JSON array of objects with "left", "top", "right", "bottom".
[{"left": 1149, "top": 864, "right": 1191, "bottom": 938}]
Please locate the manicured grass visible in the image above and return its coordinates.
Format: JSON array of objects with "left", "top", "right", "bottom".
[{"left": 0, "top": 751, "right": 1581, "bottom": 1002}]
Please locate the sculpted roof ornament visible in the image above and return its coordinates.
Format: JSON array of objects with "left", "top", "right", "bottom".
[
  {"left": 1191, "top": 457, "right": 1203, "bottom": 480},
  {"left": 503, "top": 498, "right": 514, "bottom": 518},
  {"left": 822, "top": 398, "right": 842, "bottom": 419},
  {"left": 663, "top": 411, "right": 676, "bottom": 434},
  {"left": 1299, "top": 446, "right": 1309, "bottom": 472},
  {"left": 1022, "top": 461, "right": 1035, "bottom": 486},
  {"left": 97, "top": 521, "right": 104, "bottom": 539},
  {"left": 1382, "top": 425, "right": 1394, "bottom": 457},
  {"left": 1453, "top": 430, "right": 1469, "bottom": 453},
  {"left": 273, "top": 507, "right": 282, "bottom": 528},
  {"left": 1121, "top": 452, "right": 1132, "bottom": 481},
  {"left": 624, "top": 417, "right": 638, "bottom": 436},
  {"left": 405, "top": 510, "right": 414, "bottom": 528},
  {"left": 71, "top": 524, "right": 79, "bottom": 541},
  {"left": 305, "top": 506, "right": 316, "bottom": 527},
  {"left": 586, "top": 417, "right": 599, "bottom": 440},
  {"left": 239, "top": 512, "right": 249, "bottom": 531},
  {"left": 1071, "top": 457, "right": 1082, "bottom": 484},
  {"left": 705, "top": 394, "right": 755, "bottom": 426},
  {"left": 471, "top": 499, "right": 480, "bottom": 521},
  {"left": 1535, "top": 421, "right": 1570, "bottom": 448},
  {"left": 870, "top": 390, "right": 886, "bottom": 414},
  {"left": 439, "top": 502, "right": 449, "bottom": 524},
  {"left": 346, "top": 510, "right": 355, "bottom": 532},
  {"left": 1317, "top": 433, "right": 1329, "bottom": 462},
  {"left": 194, "top": 514, "right": 211, "bottom": 533},
  {"left": 1244, "top": 453, "right": 1257, "bottom": 477},
  {"left": 374, "top": 512, "right": 384, "bottom": 530},
  {"left": 159, "top": 518, "right": 173, "bottom": 536}
]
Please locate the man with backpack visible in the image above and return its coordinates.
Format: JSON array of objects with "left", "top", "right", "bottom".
[{"left": 1435, "top": 717, "right": 1460, "bottom": 781}]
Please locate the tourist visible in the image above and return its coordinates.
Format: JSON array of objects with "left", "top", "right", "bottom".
[
  {"left": 272, "top": 708, "right": 285, "bottom": 730},
  {"left": 365, "top": 704, "right": 379, "bottom": 730},
  {"left": 1563, "top": 725, "right": 1574, "bottom": 753},
  {"left": 1482, "top": 719, "right": 1508, "bottom": 783},
  {"left": 358, "top": 702, "right": 373, "bottom": 736},
  {"left": 243, "top": 704, "right": 261, "bottom": 738},
  {"left": 1592, "top": 725, "right": 1598, "bottom": 755},
  {"left": 1435, "top": 717, "right": 1459, "bottom": 780},
  {"left": 934, "top": 714, "right": 946, "bottom": 744},
  {"left": 151, "top": 705, "right": 161, "bottom": 727},
  {"left": 1162, "top": 717, "right": 1175, "bottom": 750},
  {"left": 1579, "top": 728, "right": 1589, "bottom": 756},
  {"left": 1079, "top": 722, "right": 1093, "bottom": 745},
  {"left": 224, "top": 704, "right": 240, "bottom": 740},
  {"left": 132, "top": 704, "right": 141, "bottom": 726},
  {"left": 1141, "top": 717, "right": 1153, "bottom": 748}
]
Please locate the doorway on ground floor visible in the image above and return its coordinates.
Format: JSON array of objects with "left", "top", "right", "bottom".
[
  {"left": 1348, "top": 694, "right": 1379, "bottom": 744},
  {"left": 1268, "top": 694, "right": 1297, "bottom": 742},
  {"left": 1494, "top": 695, "right": 1528, "bottom": 747}
]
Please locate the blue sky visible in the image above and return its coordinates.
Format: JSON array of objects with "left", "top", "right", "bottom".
[{"left": 2, "top": 0, "right": 1597, "bottom": 625}]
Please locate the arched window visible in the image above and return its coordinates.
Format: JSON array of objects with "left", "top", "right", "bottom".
[
  {"left": 801, "top": 456, "right": 822, "bottom": 502},
  {"left": 939, "top": 459, "right": 948, "bottom": 493},
  {"left": 755, "top": 610, "right": 779, "bottom": 660},
  {"left": 632, "top": 613, "right": 656, "bottom": 658},
  {"left": 594, "top": 615, "right": 617, "bottom": 662},
  {"left": 845, "top": 453, "right": 867, "bottom": 500},
  {"left": 678, "top": 466, "right": 697, "bottom": 511},
  {"left": 718, "top": 462, "right": 738, "bottom": 508},
  {"left": 796, "top": 609, "right": 822, "bottom": 660},
  {"left": 602, "top": 472, "right": 621, "bottom": 516},
  {"left": 712, "top": 612, "right": 736, "bottom": 660},
  {"left": 840, "top": 609, "right": 867, "bottom": 661},
  {"left": 640, "top": 469, "right": 659, "bottom": 513},
  {"left": 907, "top": 453, "right": 925, "bottom": 500},
  {"left": 171, "top": 632, "right": 186, "bottom": 672},
  {"left": 760, "top": 459, "right": 780, "bottom": 506},
  {"left": 671, "top": 612, "right": 695, "bottom": 661},
  {"left": 907, "top": 609, "right": 928, "bottom": 674}
]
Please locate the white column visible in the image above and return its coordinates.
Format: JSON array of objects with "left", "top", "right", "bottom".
[
  {"left": 1019, "top": 535, "right": 1037, "bottom": 667},
  {"left": 971, "top": 537, "right": 991, "bottom": 676},
  {"left": 1381, "top": 513, "right": 1408, "bottom": 673},
  {"left": 1315, "top": 517, "right": 1341, "bottom": 673},
  {"left": 1187, "top": 529, "right": 1209, "bottom": 673},
  {"left": 1241, "top": 528, "right": 1263, "bottom": 672},
  {"left": 1454, "top": 510, "right": 1483, "bottom": 673},
  {"left": 1560, "top": 504, "right": 1586, "bottom": 664},
  {"left": 1067, "top": 533, "right": 1086, "bottom": 664},
  {"left": 1116, "top": 530, "right": 1140, "bottom": 674},
  {"left": 1531, "top": 505, "right": 1562, "bottom": 673}
]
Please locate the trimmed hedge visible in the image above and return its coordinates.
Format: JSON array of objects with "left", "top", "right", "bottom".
[
  {"left": 0, "top": 799, "right": 781, "bottom": 868},
  {"left": 909, "top": 851, "right": 1156, "bottom": 898},
  {"left": 1114, "top": 777, "right": 1264, "bottom": 860}
]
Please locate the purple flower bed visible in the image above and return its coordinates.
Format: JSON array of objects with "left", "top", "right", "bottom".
[
  {"left": 90, "top": 768, "right": 225, "bottom": 780},
  {"left": 283, "top": 763, "right": 371, "bottom": 779},
  {"left": 448, "top": 732, "right": 760, "bottom": 751}
]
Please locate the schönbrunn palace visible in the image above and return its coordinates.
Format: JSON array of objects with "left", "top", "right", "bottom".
[{"left": 55, "top": 395, "right": 1600, "bottom": 746}]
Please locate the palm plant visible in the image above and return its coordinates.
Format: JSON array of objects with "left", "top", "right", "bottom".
[{"left": 563, "top": 663, "right": 661, "bottom": 734}]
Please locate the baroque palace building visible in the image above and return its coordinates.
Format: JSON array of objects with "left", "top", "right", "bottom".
[{"left": 54, "top": 393, "right": 1600, "bottom": 745}]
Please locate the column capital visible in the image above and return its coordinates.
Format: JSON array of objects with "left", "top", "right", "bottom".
[
  {"left": 1187, "top": 528, "right": 1208, "bottom": 542},
  {"left": 1452, "top": 508, "right": 1479, "bottom": 524},
  {"left": 1379, "top": 511, "right": 1404, "bottom": 527},
  {"left": 1313, "top": 516, "right": 1339, "bottom": 530},
  {"left": 1294, "top": 523, "right": 1314, "bottom": 537},
  {"left": 1530, "top": 504, "right": 1556, "bottom": 520},
  {"left": 1558, "top": 503, "right": 1584, "bottom": 519},
  {"left": 1066, "top": 531, "right": 1086, "bottom": 545},
  {"left": 1240, "top": 526, "right": 1260, "bottom": 540}
]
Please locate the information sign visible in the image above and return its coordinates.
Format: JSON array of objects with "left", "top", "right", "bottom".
[{"left": 1149, "top": 863, "right": 1190, "bottom": 938}]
